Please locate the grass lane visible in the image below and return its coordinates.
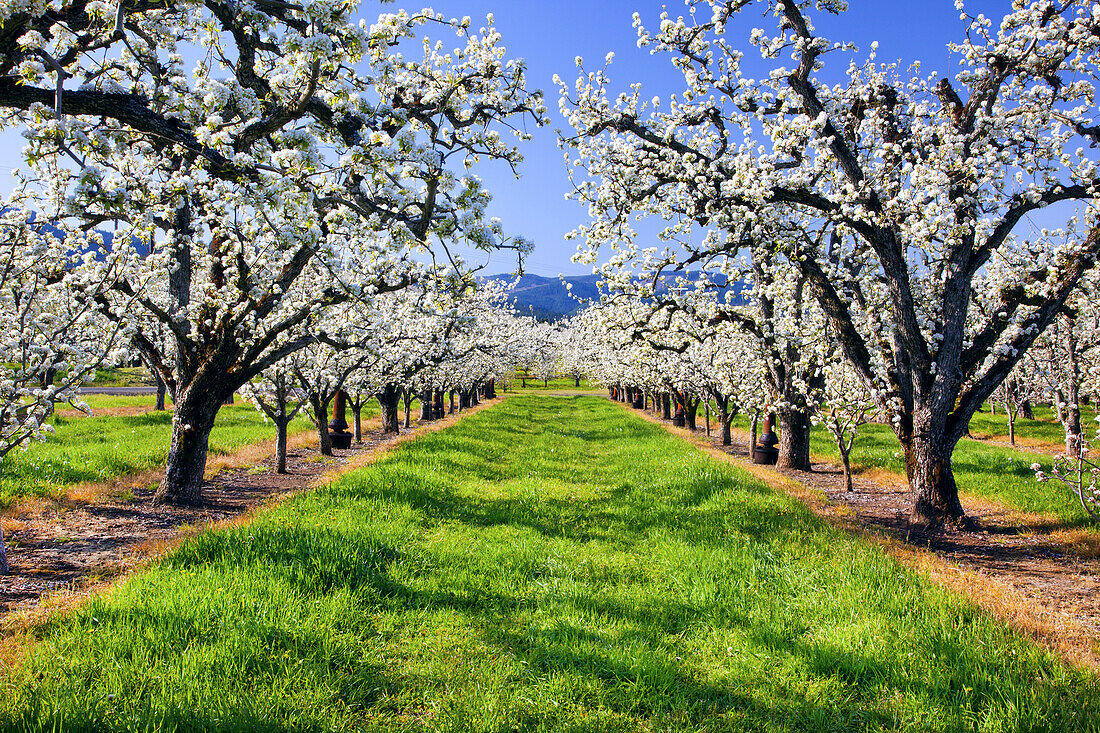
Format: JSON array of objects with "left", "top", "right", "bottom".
[{"left": 0, "top": 395, "right": 1096, "bottom": 731}]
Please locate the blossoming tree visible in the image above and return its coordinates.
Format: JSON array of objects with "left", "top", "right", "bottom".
[
  {"left": 239, "top": 360, "right": 304, "bottom": 474},
  {"left": 1025, "top": 268, "right": 1100, "bottom": 454},
  {"left": 1, "top": 2, "right": 543, "bottom": 504},
  {"left": 0, "top": 205, "right": 129, "bottom": 573},
  {"left": 561, "top": 0, "right": 1100, "bottom": 527}
]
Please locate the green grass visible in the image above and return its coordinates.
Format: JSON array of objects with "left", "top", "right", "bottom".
[
  {"left": 965, "top": 403, "right": 1099, "bottom": 447},
  {"left": 1, "top": 395, "right": 1097, "bottom": 731},
  {"left": 1, "top": 403, "right": 314, "bottom": 507},
  {"left": 85, "top": 367, "right": 154, "bottom": 387},
  {"left": 64, "top": 393, "right": 175, "bottom": 412}
]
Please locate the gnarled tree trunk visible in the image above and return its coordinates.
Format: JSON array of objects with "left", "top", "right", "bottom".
[
  {"left": 156, "top": 383, "right": 224, "bottom": 505},
  {"left": 685, "top": 399, "right": 699, "bottom": 431},
  {"left": 377, "top": 385, "right": 401, "bottom": 434},
  {"left": 749, "top": 413, "right": 759, "bottom": 462},
  {"left": 351, "top": 397, "right": 363, "bottom": 443},
  {"left": 776, "top": 405, "right": 812, "bottom": 471},
  {"left": 154, "top": 371, "right": 167, "bottom": 411},
  {"left": 310, "top": 393, "right": 334, "bottom": 457},
  {"left": 717, "top": 398, "right": 733, "bottom": 446},
  {"left": 402, "top": 390, "right": 413, "bottom": 429},
  {"left": 905, "top": 432, "right": 966, "bottom": 527}
]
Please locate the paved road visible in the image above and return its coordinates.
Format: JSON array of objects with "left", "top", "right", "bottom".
[{"left": 81, "top": 386, "right": 158, "bottom": 395}]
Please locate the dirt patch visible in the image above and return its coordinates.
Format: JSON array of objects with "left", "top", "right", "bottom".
[
  {"left": 968, "top": 433, "right": 1069, "bottom": 457},
  {"left": 622, "top": 401, "right": 1100, "bottom": 669},
  {"left": 0, "top": 399, "right": 500, "bottom": 628}
]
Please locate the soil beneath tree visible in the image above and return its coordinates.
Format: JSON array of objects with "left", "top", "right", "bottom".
[
  {"left": 629, "top": 403, "right": 1100, "bottom": 666},
  {"left": 0, "top": 426, "right": 408, "bottom": 622}
]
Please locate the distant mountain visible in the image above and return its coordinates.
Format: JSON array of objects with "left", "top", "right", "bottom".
[
  {"left": 485, "top": 273, "right": 599, "bottom": 321},
  {"left": 486, "top": 272, "right": 747, "bottom": 322},
  {"left": 16, "top": 210, "right": 147, "bottom": 258}
]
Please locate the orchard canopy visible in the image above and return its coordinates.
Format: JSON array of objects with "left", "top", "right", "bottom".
[{"left": 0, "top": 0, "right": 1099, "bottom": 533}]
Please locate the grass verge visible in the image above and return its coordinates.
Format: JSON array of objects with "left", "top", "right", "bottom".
[
  {"left": 0, "top": 396, "right": 1096, "bottom": 731},
  {"left": 1, "top": 403, "right": 318, "bottom": 508}
]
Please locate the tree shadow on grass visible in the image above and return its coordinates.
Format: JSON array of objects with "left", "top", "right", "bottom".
[
  {"left": 12, "top": 505, "right": 1093, "bottom": 732},
  {"left": 480, "top": 619, "right": 896, "bottom": 732},
  {"left": 9, "top": 590, "right": 400, "bottom": 732}
]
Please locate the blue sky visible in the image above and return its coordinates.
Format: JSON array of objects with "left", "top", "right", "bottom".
[
  {"left": 0, "top": 1, "right": 1013, "bottom": 276},
  {"left": 425, "top": 0, "right": 1011, "bottom": 276}
]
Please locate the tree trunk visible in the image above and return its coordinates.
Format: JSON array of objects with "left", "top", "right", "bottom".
[
  {"left": 420, "top": 392, "right": 432, "bottom": 421},
  {"left": 377, "top": 386, "right": 401, "bottom": 434},
  {"left": 1022, "top": 400, "right": 1035, "bottom": 420},
  {"left": 719, "top": 402, "right": 732, "bottom": 446},
  {"left": 275, "top": 419, "right": 289, "bottom": 474},
  {"left": 840, "top": 450, "right": 853, "bottom": 493},
  {"left": 705, "top": 403, "right": 711, "bottom": 436},
  {"left": 685, "top": 401, "right": 698, "bottom": 431},
  {"left": 905, "top": 432, "right": 966, "bottom": 527},
  {"left": 750, "top": 414, "right": 759, "bottom": 461},
  {"left": 154, "top": 372, "right": 167, "bottom": 411},
  {"left": 352, "top": 403, "right": 362, "bottom": 443},
  {"left": 316, "top": 397, "right": 333, "bottom": 457},
  {"left": 661, "top": 392, "right": 671, "bottom": 420},
  {"left": 155, "top": 386, "right": 222, "bottom": 505},
  {"left": 575, "top": 376, "right": 580, "bottom": 388},
  {"left": 449, "top": 390, "right": 456, "bottom": 414},
  {"left": 1065, "top": 402, "right": 1083, "bottom": 457},
  {"left": 776, "top": 405, "right": 812, "bottom": 471}
]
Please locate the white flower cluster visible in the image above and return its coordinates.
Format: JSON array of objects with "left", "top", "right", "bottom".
[
  {"left": 559, "top": 0, "right": 1100, "bottom": 522},
  {"left": 0, "top": 0, "right": 546, "bottom": 506}
]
